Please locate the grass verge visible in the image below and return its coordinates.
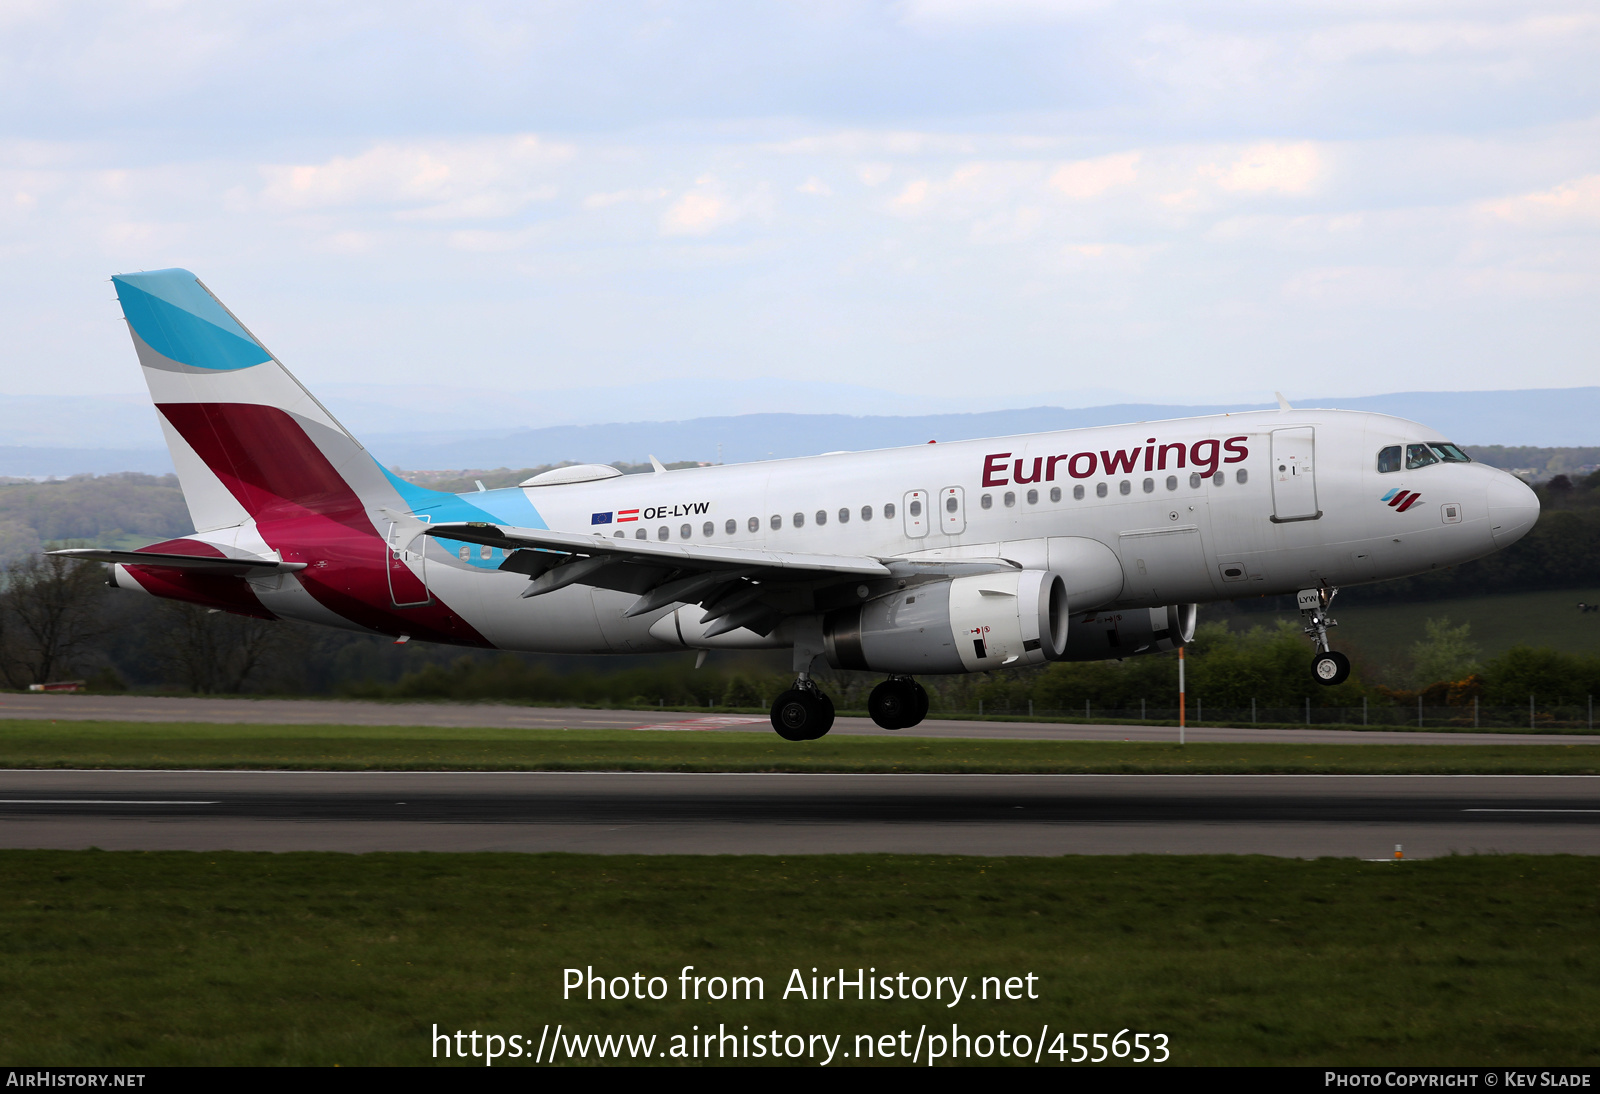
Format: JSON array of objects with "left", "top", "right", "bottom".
[
  {"left": 1, "top": 850, "right": 1595, "bottom": 1066},
  {"left": 0, "top": 719, "right": 1599, "bottom": 773}
]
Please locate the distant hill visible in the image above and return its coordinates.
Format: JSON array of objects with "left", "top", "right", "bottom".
[
  {"left": 361, "top": 389, "right": 1600, "bottom": 472},
  {"left": 4, "top": 386, "right": 1600, "bottom": 478}
]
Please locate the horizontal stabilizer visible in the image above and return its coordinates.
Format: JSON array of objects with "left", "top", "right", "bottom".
[{"left": 48, "top": 548, "right": 307, "bottom": 576}]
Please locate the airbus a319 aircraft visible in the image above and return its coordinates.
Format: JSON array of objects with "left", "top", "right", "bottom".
[{"left": 56, "top": 269, "right": 1541, "bottom": 740}]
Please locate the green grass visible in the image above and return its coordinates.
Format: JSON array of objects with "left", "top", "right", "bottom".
[
  {"left": 1, "top": 719, "right": 1599, "bottom": 773},
  {"left": 1305, "top": 587, "right": 1600, "bottom": 664},
  {"left": 1, "top": 851, "right": 1595, "bottom": 1066}
]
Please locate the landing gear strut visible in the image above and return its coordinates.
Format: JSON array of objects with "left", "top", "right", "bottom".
[
  {"left": 1299, "top": 585, "right": 1350, "bottom": 686},
  {"left": 770, "top": 675, "right": 835, "bottom": 741},
  {"left": 868, "top": 676, "right": 929, "bottom": 730}
]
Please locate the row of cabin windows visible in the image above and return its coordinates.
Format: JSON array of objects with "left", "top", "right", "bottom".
[
  {"left": 1377, "top": 442, "right": 1471, "bottom": 473},
  {"left": 600, "top": 469, "right": 1252, "bottom": 544},
  {"left": 980, "top": 469, "right": 1247, "bottom": 509},
  {"left": 611, "top": 503, "right": 902, "bottom": 541}
]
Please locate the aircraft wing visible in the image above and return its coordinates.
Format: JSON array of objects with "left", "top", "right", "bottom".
[
  {"left": 425, "top": 521, "right": 1008, "bottom": 638},
  {"left": 47, "top": 548, "right": 308, "bottom": 576}
]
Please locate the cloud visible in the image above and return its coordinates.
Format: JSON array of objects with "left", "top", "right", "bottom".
[
  {"left": 258, "top": 135, "right": 573, "bottom": 217},
  {"left": 1479, "top": 174, "right": 1600, "bottom": 226},
  {"left": 582, "top": 188, "right": 670, "bottom": 209},
  {"left": 660, "top": 176, "right": 771, "bottom": 236},
  {"left": 1048, "top": 152, "right": 1139, "bottom": 199},
  {"left": 1205, "top": 142, "right": 1322, "bottom": 194}
]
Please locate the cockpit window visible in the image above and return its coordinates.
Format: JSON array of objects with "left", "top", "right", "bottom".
[
  {"left": 1406, "top": 443, "right": 1440, "bottom": 470},
  {"left": 1428, "top": 442, "right": 1471, "bottom": 463},
  {"left": 1377, "top": 446, "right": 1402, "bottom": 473}
]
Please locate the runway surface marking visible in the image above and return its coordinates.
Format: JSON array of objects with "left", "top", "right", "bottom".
[
  {"left": 1464, "top": 807, "right": 1600, "bottom": 813},
  {"left": 630, "top": 716, "right": 766, "bottom": 731},
  {"left": 0, "top": 799, "right": 218, "bottom": 805}
]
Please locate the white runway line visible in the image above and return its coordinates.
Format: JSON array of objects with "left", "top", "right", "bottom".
[
  {"left": 1463, "top": 808, "right": 1600, "bottom": 813},
  {"left": 0, "top": 799, "right": 218, "bottom": 805}
]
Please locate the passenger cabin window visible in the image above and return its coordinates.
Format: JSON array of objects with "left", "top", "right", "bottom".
[
  {"left": 1166, "top": 475, "right": 1177, "bottom": 491},
  {"left": 1003, "top": 492, "right": 1015, "bottom": 507},
  {"left": 1026, "top": 489, "right": 1038, "bottom": 505},
  {"left": 1073, "top": 485, "right": 1085, "bottom": 500},
  {"left": 636, "top": 528, "right": 648, "bottom": 540},
  {"left": 680, "top": 524, "right": 691, "bottom": 539},
  {"left": 861, "top": 505, "right": 873, "bottom": 521},
  {"left": 1142, "top": 478, "right": 1154, "bottom": 493},
  {"left": 1236, "top": 469, "right": 1248, "bottom": 484},
  {"left": 838, "top": 508, "right": 849, "bottom": 524},
  {"left": 980, "top": 494, "right": 993, "bottom": 510},
  {"left": 1406, "top": 443, "right": 1440, "bottom": 470},
  {"left": 747, "top": 517, "right": 760, "bottom": 533},
  {"left": 1049, "top": 487, "right": 1061, "bottom": 503},
  {"left": 658, "top": 526, "right": 669, "bottom": 540},
  {"left": 725, "top": 519, "right": 736, "bottom": 535},
  {"left": 1377, "top": 446, "right": 1403, "bottom": 473},
  {"left": 793, "top": 512, "right": 805, "bottom": 528},
  {"left": 1429, "top": 442, "right": 1471, "bottom": 463},
  {"left": 1095, "top": 483, "right": 1108, "bottom": 498},
  {"left": 770, "top": 514, "right": 783, "bottom": 530},
  {"left": 703, "top": 522, "right": 714, "bottom": 537},
  {"left": 884, "top": 502, "right": 896, "bottom": 519},
  {"left": 908, "top": 500, "right": 921, "bottom": 517},
  {"left": 815, "top": 510, "right": 827, "bottom": 526}
]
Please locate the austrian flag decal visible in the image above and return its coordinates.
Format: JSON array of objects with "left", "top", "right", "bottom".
[{"left": 1382, "top": 488, "right": 1423, "bottom": 512}]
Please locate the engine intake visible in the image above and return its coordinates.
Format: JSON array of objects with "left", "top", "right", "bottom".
[{"left": 824, "top": 570, "right": 1068, "bottom": 675}]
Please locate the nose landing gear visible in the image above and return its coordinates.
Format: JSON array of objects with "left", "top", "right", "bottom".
[
  {"left": 770, "top": 675, "right": 835, "bottom": 741},
  {"left": 1299, "top": 585, "right": 1351, "bottom": 686},
  {"left": 868, "top": 676, "right": 929, "bottom": 730}
]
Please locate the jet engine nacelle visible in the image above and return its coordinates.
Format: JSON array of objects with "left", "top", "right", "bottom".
[
  {"left": 1055, "top": 603, "right": 1196, "bottom": 661},
  {"left": 823, "top": 569, "right": 1068, "bottom": 675}
]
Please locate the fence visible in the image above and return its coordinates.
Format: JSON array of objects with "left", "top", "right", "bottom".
[{"left": 963, "top": 696, "right": 1597, "bottom": 730}]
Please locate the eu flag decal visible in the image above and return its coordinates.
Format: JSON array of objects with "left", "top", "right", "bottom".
[{"left": 591, "top": 512, "right": 613, "bottom": 525}]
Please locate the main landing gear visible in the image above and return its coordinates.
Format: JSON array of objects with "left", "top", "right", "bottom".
[
  {"left": 1299, "top": 585, "right": 1351, "bottom": 686},
  {"left": 770, "top": 676, "right": 835, "bottom": 741},
  {"left": 868, "top": 676, "right": 929, "bottom": 730}
]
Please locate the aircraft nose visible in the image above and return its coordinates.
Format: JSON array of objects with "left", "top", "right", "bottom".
[{"left": 1487, "top": 473, "right": 1540, "bottom": 548}]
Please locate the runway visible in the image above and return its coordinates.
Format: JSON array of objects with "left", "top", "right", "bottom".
[
  {"left": 0, "top": 770, "right": 1595, "bottom": 858},
  {"left": 1, "top": 693, "right": 1594, "bottom": 746}
]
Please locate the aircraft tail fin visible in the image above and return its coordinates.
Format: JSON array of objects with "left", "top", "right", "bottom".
[{"left": 112, "top": 269, "right": 393, "bottom": 533}]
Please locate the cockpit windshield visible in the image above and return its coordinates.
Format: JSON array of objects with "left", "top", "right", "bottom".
[
  {"left": 1380, "top": 442, "right": 1471, "bottom": 473},
  {"left": 1405, "top": 443, "right": 1439, "bottom": 470}
]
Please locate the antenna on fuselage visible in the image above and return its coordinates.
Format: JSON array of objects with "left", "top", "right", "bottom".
[
  {"left": 648, "top": 455, "right": 668, "bottom": 474},
  {"left": 1275, "top": 391, "right": 1294, "bottom": 412}
]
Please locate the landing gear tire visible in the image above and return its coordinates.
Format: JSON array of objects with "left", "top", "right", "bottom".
[
  {"left": 1312, "top": 651, "right": 1351, "bottom": 687},
  {"left": 771, "top": 687, "right": 835, "bottom": 741},
  {"left": 869, "top": 679, "right": 915, "bottom": 730},
  {"left": 867, "top": 679, "right": 930, "bottom": 730}
]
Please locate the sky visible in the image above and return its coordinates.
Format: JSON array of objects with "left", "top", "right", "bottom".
[{"left": 2, "top": 0, "right": 1597, "bottom": 414}]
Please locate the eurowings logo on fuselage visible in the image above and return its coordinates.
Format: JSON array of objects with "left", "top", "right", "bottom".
[{"left": 1382, "top": 488, "right": 1423, "bottom": 512}]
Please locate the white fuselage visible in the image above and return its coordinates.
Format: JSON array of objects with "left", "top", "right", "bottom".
[{"left": 181, "top": 407, "right": 1537, "bottom": 658}]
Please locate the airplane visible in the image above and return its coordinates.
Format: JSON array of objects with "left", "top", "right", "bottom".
[{"left": 53, "top": 269, "right": 1541, "bottom": 741}]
